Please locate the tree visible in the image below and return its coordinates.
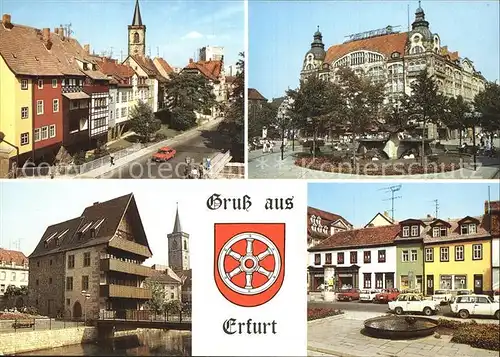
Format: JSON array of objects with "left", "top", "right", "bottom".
[
  {"left": 144, "top": 280, "right": 168, "bottom": 314},
  {"left": 380, "top": 94, "right": 414, "bottom": 134},
  {"left": 248, "top": 102, "right": 278, "bottom": 139},
  {"left": 129, "top": 101, "right": 161, "bottom": 143},
  {"left": 474, "top": 82, "right": 500, "bottom": 143},
  {"left": 165, "top": 300, "right": 182, "bottom": 315},
  {"left": 408, "top": 68, "right": 445, "bottom": 163},
  {"left": 442, "top": 95, "right": 469, "bottom": 146},
  {"left": 170, "top": 107, "right": 197, "bottom": 131}
]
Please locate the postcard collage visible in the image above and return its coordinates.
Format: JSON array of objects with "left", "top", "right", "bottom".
[{"left": 0, "top": 0, "right": 499, "bottom": 356}]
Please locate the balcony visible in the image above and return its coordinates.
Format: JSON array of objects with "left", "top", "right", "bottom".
[
  {"left": 100, "top": 284, "right": 152, "bottom": 299},
  {"left": 108, "top": 236, "right": 152, "bottom": 258},
  {"left": 100, "top": 258, "right": 152, "bottom": 277}
]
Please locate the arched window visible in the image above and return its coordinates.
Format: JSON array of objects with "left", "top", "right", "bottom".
[
  {"left": 306, "top": 64, "right": 314, "bottom": 70},
  {"left": 133, "top": 32, "right": 140, "bottom": 44},
  {"left": 310, "top": 215, "right": 316, "bottom": 223},
  {"left": 410, "top": 46, "right": 424, "bottom": 54},
  {"left": 183, "top": 240, "right": 187, "bottom": 250},
  {"left": 367, "top": 66, "right": 385, "bottom": 84}
]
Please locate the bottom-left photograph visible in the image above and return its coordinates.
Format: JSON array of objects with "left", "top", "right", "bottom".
[{"left": 0, "top": 181, "right": 192, "bottom": 356}]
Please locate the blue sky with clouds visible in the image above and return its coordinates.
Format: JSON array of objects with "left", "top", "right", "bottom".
[
  {"left": 308, "top": 182, "right": 500, "bottom": 228},
  {"left": 249, "top": 0, "right": 500, "bottom": 99},
  {"left": 0, "top": 0, "right": 244, "bottom": 68}
]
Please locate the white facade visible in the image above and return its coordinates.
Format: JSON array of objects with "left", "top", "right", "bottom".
[
  {"left": 493, "top": 238, "right": 499, "bottom": 291},
  {"left": 0, "top": 261, "right": 29, "bottom": 296},
  {"left": 199, "top": 46, "right": 224, "bottom": 61},
  {"left": 309, "top": 245, "right": 397, "bottom": 290}
]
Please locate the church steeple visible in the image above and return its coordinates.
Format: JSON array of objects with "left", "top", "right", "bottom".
[
  {"left": 128, "top": 0, "right": 146, "bottom": 57},
  {"left": 172, "top": 203, "right": 182, "bottom": 233},
  {"left": 167, "top": 203, "right": 190, "bottom": 272},
  {"left": 132, "top": 0, "right": 143, "bottom": 26}
]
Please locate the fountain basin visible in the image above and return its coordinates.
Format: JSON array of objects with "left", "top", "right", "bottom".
[{"left": 364, "top": 315, "right": 438, "bottom": 339}]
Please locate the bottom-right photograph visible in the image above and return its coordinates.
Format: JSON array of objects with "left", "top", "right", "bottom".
[{"left": 306, "top": 182, "right": 500, "bottom": 357}]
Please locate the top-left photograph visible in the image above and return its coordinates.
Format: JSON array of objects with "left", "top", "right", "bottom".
[{"left": 0, "top": 0, "right": 245, "bottom": 179}]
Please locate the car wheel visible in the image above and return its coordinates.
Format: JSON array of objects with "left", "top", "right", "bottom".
[
  {"left": 458, "top": 309, "right": 469, "bottom": 319},
  {"left": 423, "top": 307, "right": 432, "bottom": 316},
  {"left": 395, "top": 307, "right": 403, "bottom": 315},
  {"left": 495, "top": 310, "right": 500, "bottom": 320}
]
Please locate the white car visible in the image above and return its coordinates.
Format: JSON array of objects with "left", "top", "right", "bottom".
[
  {"left": 388, "top": 293, "right": 440, "bottom": 316},
  {"left": 359, "top": 289, "right": 379, "bottom": 302},
  {"left": 450, "top": 294, "right": 500, "bottom": 319},
  {"left": 450, "top": 290, "right": 473, "bottom": 303},
  {"left": 432, "top": 289, "right": 453, "bottom": 304}
]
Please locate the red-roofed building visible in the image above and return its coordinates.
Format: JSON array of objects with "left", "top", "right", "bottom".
[
  {"left": 0, "top": 248, "right": 29, "bottom": 296},
  {"left": 307, "top": 206, "right": 353, "bottom": 248},
  {"left": 300, "top": 4, "right": 486, "bottom": 140}
]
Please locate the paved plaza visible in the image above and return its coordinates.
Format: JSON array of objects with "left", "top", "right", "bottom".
[{"left": 308, "top": 311, "right": 499, "bottom": 357}]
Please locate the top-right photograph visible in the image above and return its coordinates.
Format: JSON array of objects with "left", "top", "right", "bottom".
[{"left": 248, "top": 0, "right": 500, "bottom": 180}]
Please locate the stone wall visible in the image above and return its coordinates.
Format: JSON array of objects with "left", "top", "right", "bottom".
[{"left": 0, "top": 326, "right": 97, "bottom": 355}]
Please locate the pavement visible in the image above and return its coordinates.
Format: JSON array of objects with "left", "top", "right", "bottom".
[
  {"left": 308, "top": 310, "right": 499, "bottom": 357},
  {"left": 248, "top": 147, "right": 500, "bottom": 179},
  {"left": 76, "top": 118, "right": 225, "bottom": 179}
]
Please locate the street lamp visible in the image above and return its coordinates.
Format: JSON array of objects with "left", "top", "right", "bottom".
[
  {"left": 0, "top": 131, "right": 19, "bottom": 178},
  {"left": 278, "top": 107, "right": 286, "bottom": 161},
  {"left": 81, "top": 290, "right": 91, "bottom": 324},
  {"left": 464, "top": 109, "right": 482, "bottom": 171}
]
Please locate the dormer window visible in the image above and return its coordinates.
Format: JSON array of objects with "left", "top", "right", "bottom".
[
  {"left": 44, "top": 241, "right": 48, "bottom": 248},
  {"left": 55, "top": 238, "right": 60, "bottom": 246},
  {"left": 83, "top": 63, "right": 88, "bottom": 70},
  {"left": 402, "top": 226, "right": 410, "bottom": 237},
  {"left": 90, "top": 228, "right": 96, "bottom": 238},
  {"left": 410, "top": 225, "right": 419, "bottom": 237},
  {"left": 461, "top": 223, "right": 477, "bottom": 235},
  {"left": 432, "top": 226, "right": 447, "bottom": 237}
]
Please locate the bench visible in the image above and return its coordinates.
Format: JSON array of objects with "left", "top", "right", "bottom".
[{"left": 12, "top": 319, "right": 35, "bottom": 329}]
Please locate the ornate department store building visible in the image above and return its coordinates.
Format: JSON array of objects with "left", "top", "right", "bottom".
[{"left": 300, "top": 4, "right": 487, "bottom": 139}]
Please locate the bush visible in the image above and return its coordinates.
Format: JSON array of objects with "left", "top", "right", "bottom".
[
  {"left": 154, "top": 133, "right": 168, "bottom": 142},
  {"left": 25, "top": 306, "right": 39, "bottom": 315},
  {"left": 307, "top": 308, "right": 344, "bottom": 321},
  {"left": 451, "top": 323, "right": 499, "bottom": 351}
]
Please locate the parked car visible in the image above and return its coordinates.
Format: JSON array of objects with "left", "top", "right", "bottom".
[
  {"left": 152, "top": 146, "right": 176, "bottom": 162},
  {"left": 359, "top": 289, "right": 379, "bottom": 302},
  {"left": 450, "top": 294, "right": 500, "bottom": 319},
  {"left": 432, "top": 289, "right": 453, "bottom": 304},
  {"left": 374, "top": 289, "right": 400, "bottom": 303},
  {"left": 337, "top": 289, "right": 360, "bottom": 301},
  {"left": 388, "top": 293, "right": 440, "bottom": 316}
]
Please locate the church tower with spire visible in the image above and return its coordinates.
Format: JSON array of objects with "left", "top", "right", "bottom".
[
  {"left": 128, "top": 0, "right": 146, "bottom": 57},
  {"left": 167, "top": 204, "right": 190, "bottom": 272}
]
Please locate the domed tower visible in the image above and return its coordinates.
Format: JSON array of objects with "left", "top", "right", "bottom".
[
  {"left": 407, "top": 1, "right": 440, "bottom": 55},
  {"left": 301, "top": 26, "right": 326, "bottom": 80}
]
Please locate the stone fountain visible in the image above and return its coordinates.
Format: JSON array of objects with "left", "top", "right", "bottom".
[{"left": 363, "top": 315, "right": 438, "bottom": 339}]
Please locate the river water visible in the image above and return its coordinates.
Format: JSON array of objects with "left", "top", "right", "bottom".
[{"left": 17, "top": 329, "right": 191, "bottom": 356}]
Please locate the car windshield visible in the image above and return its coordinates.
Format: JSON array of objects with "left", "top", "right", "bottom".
[{"left": 487, "top": 296, "right": 494, "bottom": 303}]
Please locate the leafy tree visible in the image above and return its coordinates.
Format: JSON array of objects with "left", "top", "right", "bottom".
[
  {"left": 248, "top": 102, "right": 278, "bottom": 139},
  {"left": 408, "top": 68, "right": 445, "bottom": 162},
  {"left": 380, "top": 94, "right": 414, "bottom": 134},
  {"left": 442, "top": 95, "right": 469, "bottom": 146},
  {"left": 165, "top": 300, "right": 182, "bottom": 314},
  {"left": 474, "top": 82, "right": 500, "bottom": 143},
  {"left": 144, "top": 280, "right": 167, "bottom": 314},
  {"left": 129, "top": 101, "right": 162, "bottom": 143},
  {"left": 170, "top": 107, "right": 197, "bottom": 131}
]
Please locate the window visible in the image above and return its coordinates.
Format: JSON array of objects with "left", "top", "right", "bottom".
[
  {"left": 402, "top": 226, "right": 410, "bottom": 237},
  {"left": 350, "top": 251, "right": 357, "bottom": 264},
  {"left": 53, "top": 99, "right": 59, "bottom": 113},
  {"left": 337, "top": 252, "right": 344, "bottom": 264},
  {"left": 49, "top": 259, "right": 52, "bottom": 266},
  {"left": 363, "top": 273, "right": 372, "bottom": 288},
  {"left": 121, "top": 107, "right": 126, "bottom": 117},
  {"left": 425, "top": 248, "right": 434, "bottom": 262},
  {"left": 79, "top": 79, "right": 83, "bottom": 86},
  {"left": 472, "top": 244, "right": 482, "bottom": 260},
  {"left": 20, "top": 132, "right": 29, "bottom": 145},
  {"left": 83, "top": 252, "right": 91, "bottom": 267},
  {"left": 455, "top": 245, "right": 464, "bottom": 261},
  {"left": 110, "top": 110, "right": 113, "bottom": 119},
  {"left": 70, "top": 101, "right": 79, "bottom": 110},
  {"left": 38, "top": 79, "right": 43, "bottom": 89},
  {"left": 440, "top": 275, "right": 452, "bottom": 289},
  {"left": 469, "top": 224, "right": 477, "bottom": 234},
  {"left": 400, "top": 275, "right": 409, "bottom": 290},
  {"left": 325, "top": 253, "right": 332, "bottom": 265},
  {"left": 410, "top": 250, "right": 418, "bottom": 262},
  {"left": 21, "top": 107, "right": 29, "bottom": 119},
  {"left": 476, "top": 296, "right": 490, "bottom": 304},
  {"left": 82, "top": 275, "right": 89, "bottom": 291},
  {"left": 363, "top": 251, "right": 371, "bottom": 263},
  {"left": 454, "top": 275, "right": 467, "bottom": 289},
  {"left": 49, "top": 277, "right": 52, "bottom": 284},
  {"left": 68, "top": 255, "right": 75, "bottom": 269},
  {"left": 375, "top": 273, "right": 383, "bottom": 289},
  {"left": 314, "top": 254, "right": 321, "bottom": 265},
  {"left": 41, "top": 126, "right": 48, "bottom": 140},
  {"left": 461, "top": 223, "right": 477, "bottom": 235},
  {"left": 11, "top": 272, "right": 16, "bottom": 281},
  {"left": 66, "top": 277, "right": 73, "bottom": 291},
  {"left": 21, "top": 79, "right": 28, "bottom": 90},
  {"left": 378, "top": 250, "right": 386, "bottom": 263},
  {"left": 66, "top": 299, "right": 70, "bottom": 306},
  {"left": 411, "top": 225, "right": 419, "bottom": 237},
  {"left": 49, "top": 124, "right": 56, "bottom": 138},
  {"left": 440, "top": 247, "right": 449, "bottom": 262},
  {"left": 37, "top": 261, "right": 40, "bottom": 267},
  {"left": 52, "top": 79, "right": 57, "bottom": 88},
  {"left": 0, "top": 272, "right": 4, "bottom": 280},
  {"left": 402, "top": 250, "right": 409, "bottom": 262},
  {"left": 36, "top": 100, "right": 44, "bottom": 115}
]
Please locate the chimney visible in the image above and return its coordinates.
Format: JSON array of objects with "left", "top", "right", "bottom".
[
  {"left": 54, "top": 27, "right": 59, "bottom": 35},
  {"left": 383, "top": 211, "right": 389, "bottom": 217},
  {"left": 84, "top": 44, "right": 90, "bottom": 54},
  {"left": 189, "top": 58, "right": 193, "bottom": 63},
  {"left": 42, "top": 28, "right": 52, "bottom": 50},
  {"left": 2, "top": 14, "right": 12, "bottom": 29},
  {"left": 59, "top": 26, "right": 65, "bottom": 39}
]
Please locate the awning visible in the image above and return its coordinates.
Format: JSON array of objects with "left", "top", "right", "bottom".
[{"left": 63, "top": 92, "right": 90, "bottom": 100}]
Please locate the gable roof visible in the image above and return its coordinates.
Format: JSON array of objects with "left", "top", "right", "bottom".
[
  {"left": 309, "top": 224, "right": 401, "bottom": 251},
  {"left": 153, "top": 57, "right": 174, "bottom": 76},
  {"left": 364, "top": 212, "right": 395, "bottom": 227},
  {"left": 0, "top": 248, "right": 28, "bottom": 266},
  {"left": 308, "top": 206, "right": 353, "bottom": 227},
  {"left": 324, "top": 32, "right": 408, "bottom": 65},
  {"left": 148, "top": 268, "right": 182, "bottom": 284},
  {"left": 29, "top": 193, "right": 152, "bottom": 258},
  {"left": 183, "top": 59, "right": 222, "bottom": 81},
  {"left": 248, "top": 88, "right": 267, "bottom": 101},
  {"left": 128, "top": 55, "right": 167, "bottom": 81},
  {"left": 429, "top": 218, "right": 452, "bottom": 228}
]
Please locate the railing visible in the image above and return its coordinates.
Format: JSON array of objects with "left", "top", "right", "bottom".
[
  {"left": 108, "top": 238, "right": 152, "bottom": 258},
  {"left": 99, "top": 309, "right": 191, "bottom": 323},
  {"left": 0, "top": 317, "right": 85, "bottom": 334},
  {"left": 100, "top": 257, "right": 152, "bottom": 277},
  {"left": 100, "top": 284, "right": 152, "bottom": 299}
]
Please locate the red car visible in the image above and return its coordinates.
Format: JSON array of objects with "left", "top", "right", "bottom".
[
  {"left": 337, "top": 289, "right": 360, "bottom": 302},
  {"left": 152, "top": 146, "right": 176, "bottom": 162},
  {"left": 374, "top": 288, "right": 400, "bottom": 303}
]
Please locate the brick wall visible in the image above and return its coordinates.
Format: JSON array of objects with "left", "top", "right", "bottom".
[{"left": 28, "top": 253, "right": 65, "bottom": 317}]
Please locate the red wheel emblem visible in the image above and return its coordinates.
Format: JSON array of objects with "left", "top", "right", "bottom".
[{"left": 214, "top": 223, "right": 285, "bottom": 307}]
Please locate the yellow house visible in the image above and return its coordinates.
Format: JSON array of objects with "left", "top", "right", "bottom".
[{"left": 424, "top": 216, "right": 492, "bottom": 295}]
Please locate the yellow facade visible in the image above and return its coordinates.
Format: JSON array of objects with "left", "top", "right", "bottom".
[
  {"left": 0, "top": 56, "right": 33, "bottom": 158},
  {"left": 424, "top": 239, "right": 491, "bottom": 292}
]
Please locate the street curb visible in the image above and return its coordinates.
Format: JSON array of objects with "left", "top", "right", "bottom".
[{"left": 77, "top": 118, "right": 223, "bottom": 179}]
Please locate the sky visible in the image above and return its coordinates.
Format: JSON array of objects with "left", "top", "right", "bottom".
[
  {"left": 0, "top": 0, "right": 244, "bottom": 69},
  {"left": 0, "top": 180, "right": 199, "bottom": 267},
  {"left": 249, "top": 0, "right": 500, "bottom": 99},
  {"left": 308, "top": 182, "right": 500, "bottom": 228}
]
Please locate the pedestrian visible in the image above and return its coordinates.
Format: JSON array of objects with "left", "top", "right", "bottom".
[{"left": 110, "top": 155, "right": 115, "bottom": 166}]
